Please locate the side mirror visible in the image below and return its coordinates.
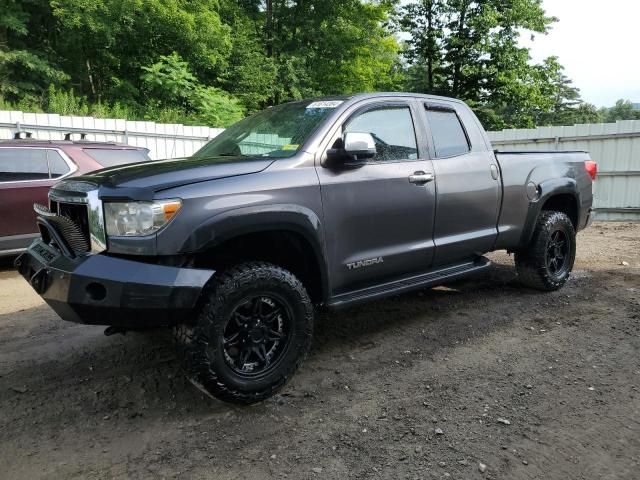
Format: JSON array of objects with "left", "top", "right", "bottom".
[
  {"left": 343, "top": 132, "right": 377, "bottom": 160},
  {"left": 325, "top": 132, "right": 376, "bottom": 168}
]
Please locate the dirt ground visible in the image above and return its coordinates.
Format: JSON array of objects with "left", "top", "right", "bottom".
[{"left": 0, "top": 221, "right": 638, "bottom": 480}]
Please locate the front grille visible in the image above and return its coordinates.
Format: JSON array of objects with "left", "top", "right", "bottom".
[
  {"left": 51, "top": 201, "right": 91, "bottom": 244},
  {"left": 35, "top": 203, "right": 90, "bottom": 255}
]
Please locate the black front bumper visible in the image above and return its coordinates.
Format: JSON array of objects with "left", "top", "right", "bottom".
[{"left": 16, "top": 240, "right": 214, "bottom": 328}]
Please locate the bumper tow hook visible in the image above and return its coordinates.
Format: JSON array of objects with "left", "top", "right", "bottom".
[
  {"left": 104, "top": 326, "right": 127, "bottom": 336},
  {"left": 30, "top": 268, "right": 49, "bottom": 294}
]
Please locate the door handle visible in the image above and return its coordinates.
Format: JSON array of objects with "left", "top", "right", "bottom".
[
  {"left": 408, "top": 171, "right": 435, "bottom": 185},
  {"left": 490, "top": 164, "right": 499, "bottom": 180}
]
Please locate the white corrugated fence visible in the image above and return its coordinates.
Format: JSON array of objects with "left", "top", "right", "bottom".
[
  {"left": 488, "top": 121, "right": 640, "bottom": 220},
  {"left": 0, "top": 110, "right": 222, "bottom": 160}
]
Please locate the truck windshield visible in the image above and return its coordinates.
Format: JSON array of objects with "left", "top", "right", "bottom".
[{"left": 193, "top": 100, "right": 342, "bottom": 160}]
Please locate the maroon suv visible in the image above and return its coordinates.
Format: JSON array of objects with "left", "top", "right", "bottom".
[{"left": 0, "top": 140, "right": 150, "bottom": 255}]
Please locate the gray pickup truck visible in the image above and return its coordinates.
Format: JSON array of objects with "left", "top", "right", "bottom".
[{"left": 17, "top": 93, "right": 597, "bottom": 404}]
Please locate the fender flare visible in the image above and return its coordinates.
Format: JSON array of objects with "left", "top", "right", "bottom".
[
  {"left": 519, "top": 177, "right": 581, "bottom": 247},
  {"left": 182, "top": 204, "right": 330, "bottom": 301}
]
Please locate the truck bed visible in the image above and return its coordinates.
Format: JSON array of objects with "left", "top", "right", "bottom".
[{"left": 493, "top": 150, "right": 593, "bottom": 250}]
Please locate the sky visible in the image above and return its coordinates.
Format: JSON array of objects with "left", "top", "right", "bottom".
[{"left": 519, "top": 0, "right": 640, "bottom": 107}]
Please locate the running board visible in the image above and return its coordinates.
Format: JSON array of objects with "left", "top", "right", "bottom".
[{"left": 327, "top": 256, "right": 491, "bottom": 309}]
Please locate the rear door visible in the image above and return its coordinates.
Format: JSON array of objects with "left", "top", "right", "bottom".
[
  {"left": 0, "top": 148, "right": 73, "bottom": 242},
  {"left": 316, "top": 99, "right": 437, "bottom": 294},
  {"left": 421, "top": 102, "right": 501, "bottom": 266}
]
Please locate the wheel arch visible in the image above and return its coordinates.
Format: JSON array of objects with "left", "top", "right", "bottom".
[
  {"left": 184, "top": 205, "right": 329, "bottom": 304},
  {"left": 520, "top": 178, "right": 580, "bottom": 248}
]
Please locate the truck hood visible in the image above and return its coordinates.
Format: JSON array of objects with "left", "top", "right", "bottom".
[{"left": 69, "top": 155, "right": 275, "bottom": 193}]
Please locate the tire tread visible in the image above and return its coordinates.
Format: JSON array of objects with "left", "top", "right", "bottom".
[
  {"left": 175, "top": 262, "right": 314, "bottom": 405},
  {"left": 515, "top": 211, "right": 576, "bottom": 291}
]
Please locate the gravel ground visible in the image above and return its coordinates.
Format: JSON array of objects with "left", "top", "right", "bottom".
[{"left": 0, "top": 221, "right": 638, "bottom": 480}]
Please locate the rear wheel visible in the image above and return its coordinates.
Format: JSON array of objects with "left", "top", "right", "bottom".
[
  {"left": 515, "top": 211, "right": 576, "bottom": 291},
  {"left": 176, "top": 262, "right": 314, "bottom": 404}
]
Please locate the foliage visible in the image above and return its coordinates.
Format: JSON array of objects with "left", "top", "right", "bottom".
[
  {"left": 600, "top": 100, "right": 640, "bottom": 122},
  {"left": 398, "top": 0, "right": 604, "bottom": 129},
  {"left": 1, "top": 0, "right": 403, "bottom": 125},
  {"left": 0, "top": 0, "right": 630, "bottom": 129},
  {"left": 141, "top": 53, "right": 198, "bottom": 107},
  {"left": 0, "top": 85, "right": 238, "bottom": 127},
  {"left": 140, "top": 52, "right": 245, "bottom": 126},
  {"left": 0, "top": 0, "right": 68, "bottom": 101},
  {"left": 48, "top": 0, "right": 232, "bottom": 100},
  {"left": 191, "top": 87, "right": 244, "bottom": 127},
  {"left": 217, "top": 0, "right": 402, "bottom": 110}
]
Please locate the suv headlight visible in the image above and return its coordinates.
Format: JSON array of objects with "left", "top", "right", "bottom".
[{"left": 104, "top": 199, "right": 182, "bottom": 237}]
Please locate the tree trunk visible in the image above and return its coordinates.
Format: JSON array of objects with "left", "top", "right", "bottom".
[
  {"left": 452, "top": 0, "right": 469, "bottom": 95},
  {"left": 266, "top": 0, "right": 273, "bottom": 57},
  {"left": 86, "top": 59, "right": 96, "bottom": 97},
  {"left": 425, "top": 0, "right": 434, "bottom": 91},
  {"left": 0, "top": 27, "right": 7, "bottom": 49}
]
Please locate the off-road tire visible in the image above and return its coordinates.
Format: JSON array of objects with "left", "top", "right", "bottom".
[
  {"left": 515, "top": 211, "right": 576, "bottom": 291},
  {"left": 175, "top": 262, "right": 314, "bottom": 404}
]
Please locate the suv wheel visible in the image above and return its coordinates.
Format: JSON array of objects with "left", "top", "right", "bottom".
[
  {"left": 515, "top": 211, "right": 576, "bottom": 291},
  {"left": 176, "top": 262, "right": 314, "bottom": 404}
]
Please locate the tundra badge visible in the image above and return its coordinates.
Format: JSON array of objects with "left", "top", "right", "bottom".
[{"left": 346, "top": 257, "right": 384, "bottom": 270}]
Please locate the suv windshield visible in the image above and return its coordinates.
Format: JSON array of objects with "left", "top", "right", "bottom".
[{"left": 193, "top": 99, "right": 343, "bottom": 160}]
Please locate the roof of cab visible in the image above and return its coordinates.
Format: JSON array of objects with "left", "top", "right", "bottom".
[
  {"left": 349, "top": 91, "right": 464, "bottom": 104},
  {"left": 280, "top": 92, "right": 464, "bottom": 108}
]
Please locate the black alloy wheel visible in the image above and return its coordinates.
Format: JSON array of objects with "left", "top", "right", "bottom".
[
  {"left": 175, "top": 262, "right": 314, "bottom": 404},
  {"left": 222, "top": 295, "right": 292, "bottom": 377},
  {"left": 545, "top": 229, "right": 570, "bottom": 278},
  {"left": 515, "top": 210, "right": 576, "bottom": 291}
]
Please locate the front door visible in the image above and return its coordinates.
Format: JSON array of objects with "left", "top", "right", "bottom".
[{"left": 316, "top": 101, "right": 436, "bottom": 295}]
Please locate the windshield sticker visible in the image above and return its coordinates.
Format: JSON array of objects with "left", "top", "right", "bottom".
[
  {"left": 306, "top": 100, "right": 343, "bottom": 109},
  {"left": 281, "top": 144, "right": 299, "bottom": 151}
]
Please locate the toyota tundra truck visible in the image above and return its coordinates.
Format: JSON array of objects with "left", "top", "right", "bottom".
[{"left": 16, "top": 93, "right": 597, "bottom": 404}]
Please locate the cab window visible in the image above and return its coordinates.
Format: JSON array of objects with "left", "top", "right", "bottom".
[
  {"left": 344, "top": 106, "right": 418, "bottom": 162},
  {"left": 425, "top": 108, "right": 470, "bottom": 158}
]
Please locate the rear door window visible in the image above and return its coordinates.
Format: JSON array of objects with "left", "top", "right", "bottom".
[
  {"left": 425, "top": 108, "right": 470, "bottom": 158},
  {"left": 83, "top": 148, "right": 150, "bottom": 167},
  {"left": 47, "top": 150, "right": 71, "bottom": 178},
  {"left": 0, "top": 148, "right": 49, "bottom": 182}
]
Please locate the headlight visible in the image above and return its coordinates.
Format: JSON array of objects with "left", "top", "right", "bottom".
[{"left": 104, "top": 199, "right": 182, "bottom": 237}]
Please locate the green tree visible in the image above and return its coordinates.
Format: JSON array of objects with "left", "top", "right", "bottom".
[
  {"left": 398, "top": 0, "right": 446, "bottom": 93},
  {"left": 2, "top": 0, "right": 610, "bottom": 130},
  {"left": 567, "top": 103, "right": 602, "bottom": 125},
  {"left": 532, "top": 57, "right": 603, "bottom": 126},
  {"left": 192, "top": 86, "right": 245, "bottom": 127},
  {"left": 141, "top": 53, "right": 198, "bottom": 109},
  {"left": 50, "top": 0, "right": 232, "bottom": 101},
  {"left": 218, "top": 1, "right": 278, "bottom": 112},
  {"left": 601, "top": 100, "right": 640, "bottom": 122},
  {"left": 140, "top": 52, "right": 244, "bottom": 127},
  {"left": 399, "top": 0, "right": 597, "bottom": 129},
  {"left": 0, "top": 0, "right": 67, "bottom": 101},
  {"left": 257, "top": 0, "right": 402, "bottom": 102}
]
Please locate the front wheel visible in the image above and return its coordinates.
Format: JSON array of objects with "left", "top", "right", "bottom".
[
  {"left": 515, "top": 211, "right": 576, "bottom": 291},
  {"left": 176, "top": 262, "right": 314, "bottom": 404}
]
